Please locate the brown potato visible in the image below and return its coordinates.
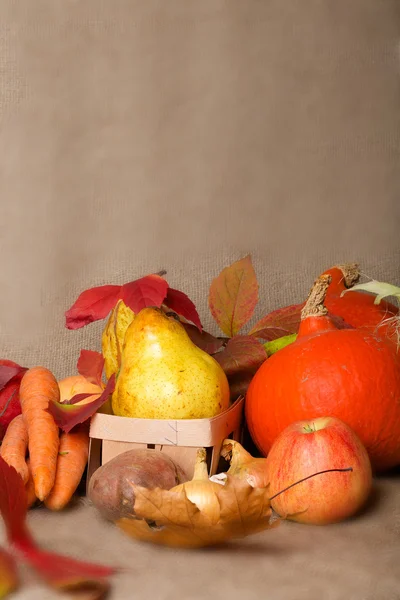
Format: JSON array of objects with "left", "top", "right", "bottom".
[{"left": 88, "top": 449, "right": 188, "bottom": 521}]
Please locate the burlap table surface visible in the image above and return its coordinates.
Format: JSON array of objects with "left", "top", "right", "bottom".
[{"left": 0, "top": 1, "right": 399, "bottom": 599}]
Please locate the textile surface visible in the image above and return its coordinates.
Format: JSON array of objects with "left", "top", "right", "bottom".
[{"left": 0, "top": 1, "right": 399, "bottom": 598}]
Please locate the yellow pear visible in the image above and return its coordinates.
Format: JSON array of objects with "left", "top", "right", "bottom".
[
  {"left": 112, "top": 307, "right": 230, "bottom": 419},
  {"left": 102, "top": 299, "right": 135, "bottom": 380}
]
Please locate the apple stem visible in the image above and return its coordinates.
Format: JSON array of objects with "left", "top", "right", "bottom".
[{"left": 269, "top": 467, "right": 353, "bottom": 501}]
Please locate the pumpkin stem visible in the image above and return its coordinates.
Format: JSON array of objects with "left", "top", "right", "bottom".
[
  {"left": 301, "top": 275, "right": 332, "bottom": 320},
  {"left": 333, "top": 263, "right": 360, "bottom": 288}
]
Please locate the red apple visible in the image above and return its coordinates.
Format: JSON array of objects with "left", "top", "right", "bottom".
[{"left": 265, "top": 416, "right": 373, "bottom": 525}]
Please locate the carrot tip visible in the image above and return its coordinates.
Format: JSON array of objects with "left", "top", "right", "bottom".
[{"left": 33, "top": 467, "right": 56, "bottom": 502}]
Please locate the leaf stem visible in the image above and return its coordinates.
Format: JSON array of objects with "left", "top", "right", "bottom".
[
  {"left": 0, "top": 390, "right": 17, "bottom": 418},
  {"left": 269, "top": 467, "right": 353, "bottom": 500}
]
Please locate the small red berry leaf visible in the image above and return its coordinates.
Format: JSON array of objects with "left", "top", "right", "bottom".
[
  {"left": 60, "top": 393, "right": 98, "bottom": 406},
  {"left": 181, "top": 323, "right": 225, "bottom": 354},
  {"left": 47, "top": 375, "right": 115, "bottom": 434},
  {"left": 17, "top": 547, "right": 114, "bottom": 600},
  {"left": 0, "top": 458, "right": 117, "bottom": 598},
  {"left": 0, "top": 366, "right": 28, "bottom": 442},
  {"left": 121, "top": 275, "right": 169, "bottom": 312},
  {"left": 0, "top": 547, "right": 19, "bottom": 598},
  {"left": 65, "top": 285, "right": 122, "bottom": 330},
  {"left": 214, "top": 336, "right": 267, "bottom": 402},
  {"left": 214, "top": 336, "right": 267, "bottom": 377},
  {"left": 163, "top": 288, "right": 202, "bottom": 331},
  {"left": 0, "top": 458, "right": 33, "bottom": 546},
  {"left": 77, "top": 350, "right": 105, "bottom": 388},
  {"left": 248, "top": 304, "right": 303, "bottom": 340},
  {"left": 208, "top": 255, "right": 259, "bottom": 337},
  {"left": 65, "top": 274, "right": 170, "bottom": 331},
  {"left": 249, "top": 304, "right": 354, "bottom": 341},
  {"left": 0, "top": 361, "right": 27, "bottom": 392},
  {"left": 227, "top": 371, "right": 255, "bottom": 403}
]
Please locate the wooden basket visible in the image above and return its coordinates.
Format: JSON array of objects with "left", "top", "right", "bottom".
[{"left": 86, "top": 397, "right": 244, "bottom": 491}]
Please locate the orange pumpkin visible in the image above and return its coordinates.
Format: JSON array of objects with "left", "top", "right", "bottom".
[
  {"left": 322, "top": 263, "right": 398, "bottom": 332},
  {"left": 245, "top": 275, "right": 400, "bottom": 472}
]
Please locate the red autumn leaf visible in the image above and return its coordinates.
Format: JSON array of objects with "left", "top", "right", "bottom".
[
  {"left": 61, "top": 393, "right": 98, "bottom": 406},
  {"left": 249, "top": 304, "right": 354, "bottom": 341},
  {"left": 0, "top": 458, "right": 117, "bottom": 598},
  {"left": 0, "top": 363, "right": 28, "bottom": 443},
  {"left": 65, "top": 274, "right": 169, "bottom": 330},
  {"left": 65, "top": 285, "right": 121, "bottom": 330},
  {"left": 0, "top": 461, "right": 33, "bottom": 546},
  {"left": 182, "top": 323, "right": 225, "bottom": 354},
  {"left": 0, "top": 547, "right": 19, "bottom": 598},
  {"left": 214, "top": 335, "right": 267, "bottom": 377},
  {"left": 0, "top": 361, "right": 27, "bottom": 391},
  {"left": 227, "top": 372, "right": 255, "bottom": 402},
  {"left": 77, "top": 350, "right": 105, "bottom": 388},
  {"left": 208, "top": 255, "right": 259, "bottom": 337},
  {"left": 0, "top": 384, "right": 22, "bottom": 443},
  {"left": 248, "top": 303, "right": 303, "bottom": 340},
  {"left": 121, "top": 275, "right": 168, "bottom": 312},
  {"left": 47, "top": 375, "right": 115, "bottom": 433},
  {"left": 163, "top": 287, "right": 202, "bottom": 331}
]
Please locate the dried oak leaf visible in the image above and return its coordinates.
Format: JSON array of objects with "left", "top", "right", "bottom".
[
  {"left": 0, "top": 457, "right": 117, "bottom": 599},
  {"left": 117, "top": 475, "right": 279, "bottom": 548},
  {"left": 208, "top": 255, "right": 259, "bottom": 337}
]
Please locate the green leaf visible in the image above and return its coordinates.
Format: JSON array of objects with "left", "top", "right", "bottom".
[
  {"left": 341, "top": 280, "right": 400, "bottom": 305},
  {"left": 264, "top": 333, "right": 297, "bottom": 356}
]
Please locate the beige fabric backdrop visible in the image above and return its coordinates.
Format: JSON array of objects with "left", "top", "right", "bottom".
[
  {"left": 0, "top": 0, "right": 399, "bottom": 379},
  {"left": 0, "top": 3, "right": 399, "bottom": 600}
]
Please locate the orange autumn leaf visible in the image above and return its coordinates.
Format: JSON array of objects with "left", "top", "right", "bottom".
[
  {"left": 208, "top": 256, "right": 259, "bottom": 337},
  {"left": 117, "top": 474, "right": 279, "bottom": 548}
]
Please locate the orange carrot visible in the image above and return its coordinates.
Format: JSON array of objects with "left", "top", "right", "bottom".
[
  {"left": 19, "top": 366, "right": 60, "bottom": 501},
  {"left": 44, "top": 422, "right": 90, "bottom": 511},
  {"left": 0, "top": 415, "right": 29, "bottom": 484},
  {"left": 25, "top": 459, "right": 38, "bottom": 509}
]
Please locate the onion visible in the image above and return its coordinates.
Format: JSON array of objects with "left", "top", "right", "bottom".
[
  {"left": 221, "top": 439, "right": 269, "bottom": 488},
  {"left": 170, "top": 448, "right": 222, "bottom": 524}
]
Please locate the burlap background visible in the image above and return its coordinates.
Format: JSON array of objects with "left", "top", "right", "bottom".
[{"left": 0, "top": 1, "right": 399, "bottom": 599}]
